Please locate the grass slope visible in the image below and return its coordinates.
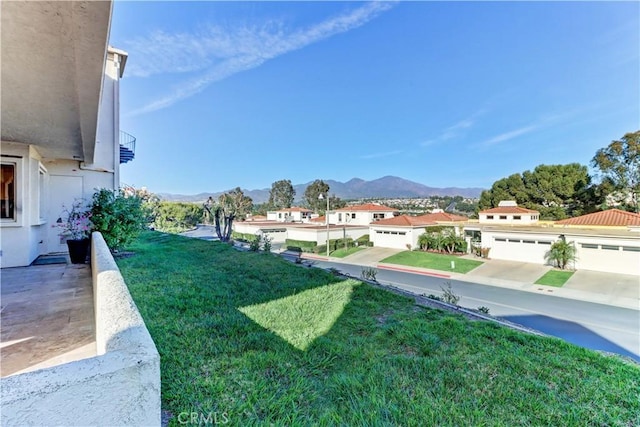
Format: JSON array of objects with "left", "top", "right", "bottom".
[
  {"left": 381, "top": 250, "right": 483, "bottom": 274},
  {"left": 118, "top": 232, "right": 640, "bottom": 426},
  {"left": 535, "top": 269, "right": 575, "bottom": 287}
]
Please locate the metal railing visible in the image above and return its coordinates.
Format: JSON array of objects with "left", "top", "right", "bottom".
[{"left": 119, "top": 131, "right": 136, "bottom": 163}]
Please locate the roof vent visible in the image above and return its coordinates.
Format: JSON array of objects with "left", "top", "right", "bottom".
[{"left": 498, "top": 200, "right": 518, "bottom": 207}]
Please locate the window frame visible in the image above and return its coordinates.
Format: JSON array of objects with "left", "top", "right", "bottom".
[{"left": 1, "top": 158, "right": 21, "bottom": 226}]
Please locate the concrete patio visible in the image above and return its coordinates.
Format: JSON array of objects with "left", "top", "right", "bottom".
[{"left": 0, "top": 261, "right": 96, "bottom": 377}]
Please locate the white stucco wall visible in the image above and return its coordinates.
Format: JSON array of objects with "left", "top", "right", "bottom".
[
  {"left": 329, "top": 210, "right": 395, "bottom": 226},
  {"left": 0, "top": 232, "right": 161, "bottom": 426},
  {"left": 479, "top": 212, "right": 538, "bottom": 225},
  {"left": 1, "top": 143, "right": 49, "bottom": 267},
  {"left": 287, "top": 226, "right": 368, "bottom": 245},
  {"left": 0, "top": 49, "right": 121, "bottom": 267}
]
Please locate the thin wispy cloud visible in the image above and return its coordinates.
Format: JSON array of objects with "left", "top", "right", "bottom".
[
  {"left": 127, "top": 2, "right": 396, "bottom": 116},
  {"left": 360, "top": 150, "right": 403, "bottom": 160},
  {"left": 480, "top": 125, "right": 538, "bottom": 146},
  {"left": 421, "top": 108, "right": 487, "bottom": 147},
  {"left": 477, "top": 109, "right": 582, "bottom": 148}
]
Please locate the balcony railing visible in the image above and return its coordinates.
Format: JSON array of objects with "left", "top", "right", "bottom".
[{"left": 119, "top": 131, "right": 136, "bottom": 164}]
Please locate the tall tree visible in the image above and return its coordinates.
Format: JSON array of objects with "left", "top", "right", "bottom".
[
  {"left": 478, "top": 164, "right": 594, "bottom": 219},
  {"left": 203, "top": 187, "right": 253, "bottom": 242},
  {"left": 303, "top": 179, "right": 330, "bottom": 212},
  {"left": 268, "top": 179, "right": 295, "bottom": 209},
  {"left": 591, "top": 130, "right": 640, "bottom": 212}
]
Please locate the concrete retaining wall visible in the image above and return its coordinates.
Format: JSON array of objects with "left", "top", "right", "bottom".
[{"left": 1, "top": 232, "right": 161, "bottom": 426}]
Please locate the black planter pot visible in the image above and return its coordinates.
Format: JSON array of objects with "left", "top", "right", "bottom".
[{"left": 67, "top": 238, "right": 90, "bottom": 264}]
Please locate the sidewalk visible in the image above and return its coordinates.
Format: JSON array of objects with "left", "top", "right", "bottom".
[{"left": 303, "top": 248, "right": 639, "bottom": 311}]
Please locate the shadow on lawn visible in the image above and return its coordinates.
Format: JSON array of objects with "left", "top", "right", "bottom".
[{"left": 503, "top": 314, "right": 639, "bottom": 363}]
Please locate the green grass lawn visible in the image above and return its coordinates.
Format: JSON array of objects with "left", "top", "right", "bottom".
[
  {"left": 117, "top": 232, "right": 640, "bottom": 426},
  {"left": 329, "top": 246, "right": 365, "bottom": 258},
  {"left": 381, "top": 250, "right": 484, "bottom": 274},
  {"left": 535, "top": 269, "right": 575, "bottom": 287}
]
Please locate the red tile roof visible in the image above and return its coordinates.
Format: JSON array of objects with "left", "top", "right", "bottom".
[
  {"left": 373, "top": 212, "right": 468, "bottom": 227},
  {"left": 275, "top": 207, "right": 312, "bottom": 213},
  {"left": 479, "top": 206, "right": 539, "bottom": 214},
  {"left": 336, "top": 203, "right": 397, "bottom": 212},
  {"left": 555, "top": 209, "right": 640, "bottom": 227},
  {"left": 310, "top": 215, "right": 325, "bottom": 223}
]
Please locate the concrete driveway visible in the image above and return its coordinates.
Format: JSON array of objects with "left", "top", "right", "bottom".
[
  {"left": 340, "top": 247, "right": 403, "bottom": 266},
  {"left": 466, "top": 259, "right": 551, "bottom": 283},
  {"left": 564, "top": 270, "right": 640, "bottom": 300}
]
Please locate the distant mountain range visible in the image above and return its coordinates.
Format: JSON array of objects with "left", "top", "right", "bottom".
[{"left": 157, "top": 176, "right": 484, "bottom": 204}]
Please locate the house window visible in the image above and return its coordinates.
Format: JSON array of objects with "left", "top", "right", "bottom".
[
  {"left": 499, "top": 215, "right": 507, "bottom": 220},
  {"left": 373, "top": 213, "right": 384, "bottom": 220},
  {"left": 537, "top": 241, "right": 552, "bottom": 245},
  {"left": 351, "top": 213, "right": 356, "bottom": 219},
  {"left": 486, "top": 215, "right": 494, "bottom": 220},
  {"left": 581, "top": 243, "right": 598, "bottom": 249},
  {"left": 523, "top": 240, "right": 535, "bottom": 244},
  {"left": 622, "top": 246, "right": 640, "bottom": 252},
  {"left": 1, "top": 163, "right": 16, "bottom": 220},
  {"left": 514, "top": 215, "right": 521, "bottom": 220},
  {"left": 338, "top": 213, "right": 342, "bottom": 222},
  {"left": 495, "top": 238, "right": 506, "bottom": 242},
  {"left": 601, "top": 245, "right": 620, "bottom": 251}
]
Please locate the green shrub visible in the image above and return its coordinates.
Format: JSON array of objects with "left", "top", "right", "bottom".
[
  {"left": 356, "top": 234, "right": 370, "bottom": 244},
  {"left": 285, "top": 239, "right": 317, "bottom": 253},
  {"left": 361, "top": 267, "right": 378, "bottom": 282},
  {"left": 152, "top": 201, "right": 203, "bottom": 232},
  {"left": 314, "top": 244, "right": 327, "bottom": 254},
  {"left": 90, "top": 188, "right": 148, "bottom": 251},
  {"left": 232, "top": 231, "right": 256, "bottom": 242},
  {"left": 248, "top": 235, "right": 261, "bottom": 251}
]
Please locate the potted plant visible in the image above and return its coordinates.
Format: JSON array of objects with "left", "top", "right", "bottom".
[{"left": 55, "top": 200, "right": 93, "bottom": 264}]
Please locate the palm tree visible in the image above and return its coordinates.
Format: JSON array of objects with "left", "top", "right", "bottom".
[{"left": 545, "top": 235, "right": 577, "bottom": 270}]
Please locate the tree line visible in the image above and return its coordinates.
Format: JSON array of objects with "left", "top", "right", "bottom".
[{"left": 478, "top": 130, "right": 639, "bottom": 219}]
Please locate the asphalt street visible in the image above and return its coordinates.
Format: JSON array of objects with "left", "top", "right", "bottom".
[{"left": 302, "top": 257, "right": 640, "bottom": 362}]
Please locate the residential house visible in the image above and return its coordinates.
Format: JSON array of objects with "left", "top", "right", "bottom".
[
  {"left": 479, "top": 200, "right": 540, "bottom": 225},
  {"left": 469, "top": 206, "right": 640, "bottom": 275},
  {"left": 266, "top": 207, "right": 314, "bottom": 223},
  {"left": 329, "top": 203, "right": 398, "bottom": 226},
  {"left": 370, "top": 211, "right": 468, "bottom": 250},
  {"left": 1, "top": 1, "right": 135, "bottom": 268}
]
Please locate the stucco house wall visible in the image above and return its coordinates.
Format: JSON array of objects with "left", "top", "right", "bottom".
[
  {"left": 1, "top": 47, "right": 126, "bottom": 267},
  {"left": 287, "top": 226, "right": 369, "bottom": 246},
  {"left": 329, "top": 204, "right": 398, "bottom": 226}
]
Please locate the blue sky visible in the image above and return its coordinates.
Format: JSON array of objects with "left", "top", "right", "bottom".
[{"left": 111, "top": 1, "right": 639, "bottom": 195}]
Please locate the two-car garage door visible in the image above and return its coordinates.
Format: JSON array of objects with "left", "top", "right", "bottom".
[
  {"left": 487, "top": 233, "right": 640, "bottom": 275},
  {"left": 488, "top": 236, "right": 552, "bottom": 264}
]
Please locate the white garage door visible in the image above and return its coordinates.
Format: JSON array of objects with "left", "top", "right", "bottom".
[
  {"left": 489, "top": 236, "right": 551, "bottom": 264},
  {"left": 576, "top": 243, "right": 640, "bottom": 275},
  {"left": 372, "top": 229, "right": 411, "bottom": 250}
]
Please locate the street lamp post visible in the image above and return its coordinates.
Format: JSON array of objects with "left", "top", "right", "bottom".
[{"left": 318, "top": 193, "right": 330, "bottom": 257}]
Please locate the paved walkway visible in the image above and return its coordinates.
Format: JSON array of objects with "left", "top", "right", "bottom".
[
  {"left": 1, "top": 263, "right": 96, "bottom": 377},
  {"left": 304, "top": 248, "right": 639, "bottom": 310}
]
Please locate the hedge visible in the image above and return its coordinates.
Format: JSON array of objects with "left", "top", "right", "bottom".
[{"left": 285, "top": 239, "right": 317, "bottom": 253}]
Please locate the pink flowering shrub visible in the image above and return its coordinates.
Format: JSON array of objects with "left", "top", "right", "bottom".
[{"left": 55, "top": 200, "right": 93, "bottom": 240}]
